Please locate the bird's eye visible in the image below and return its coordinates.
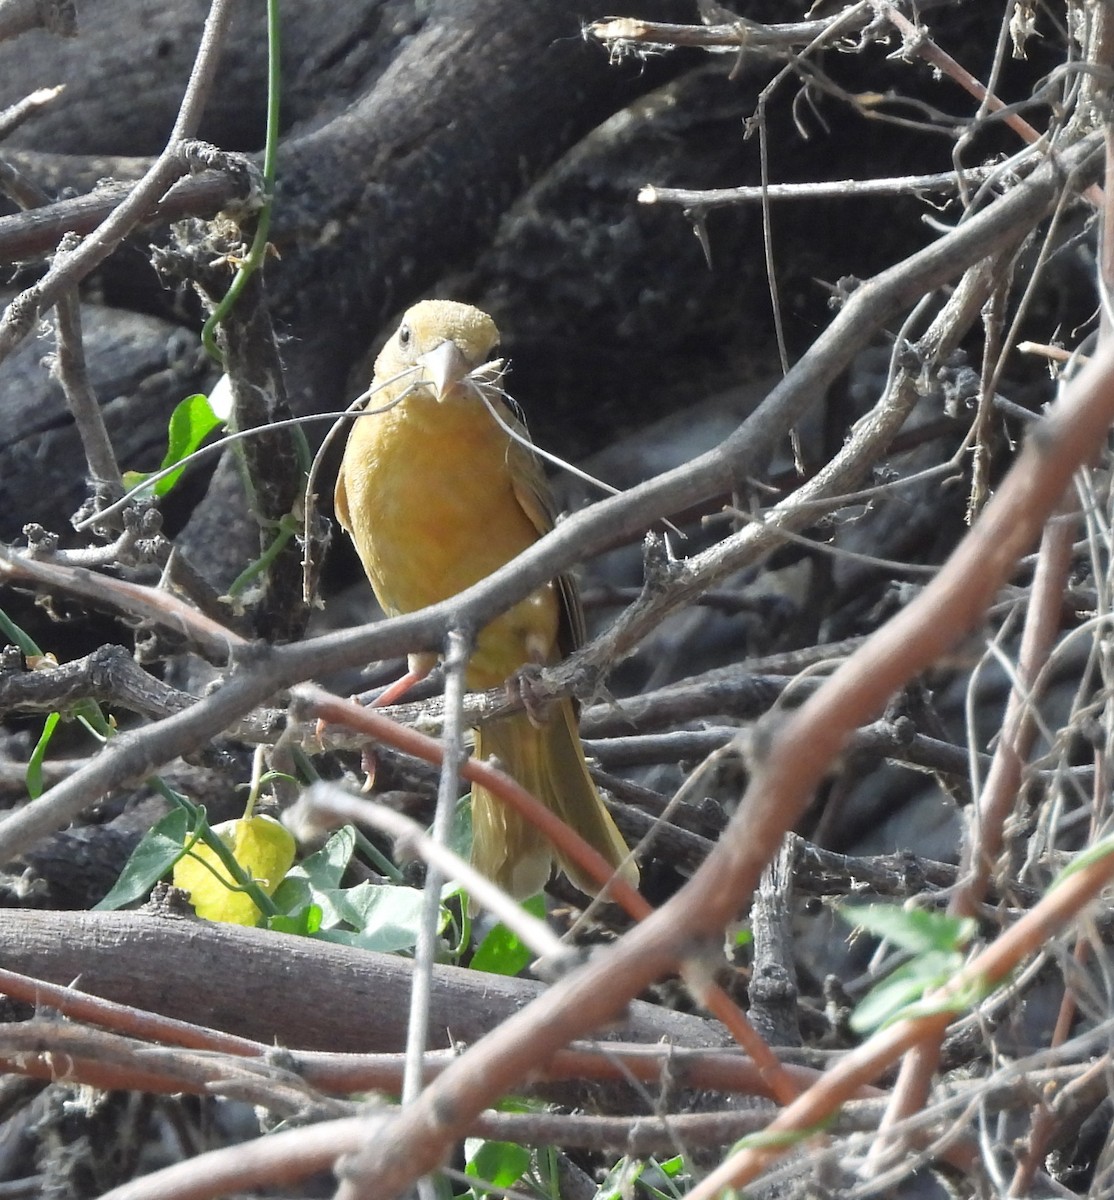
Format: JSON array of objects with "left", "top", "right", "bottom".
[{"left": 398, "top": 323, "right": 412, "bottom": 348}]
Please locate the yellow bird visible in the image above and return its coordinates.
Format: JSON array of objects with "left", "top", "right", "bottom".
[{"left": 334, "top": 300, "right": 638, "bottom": 900}]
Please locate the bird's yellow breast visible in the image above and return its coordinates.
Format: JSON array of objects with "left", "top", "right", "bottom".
[{"left": 337, "top": 389, "right": 559, "bottom": 685}]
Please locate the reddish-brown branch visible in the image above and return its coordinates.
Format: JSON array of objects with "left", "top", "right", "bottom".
[
  {"left": 304, "top": 686, "right": 800, "bottom": 1104},
  {"left": 872, "top": 489, "right": 1081, "bottom": 1153},
  {"left": 687, "top": 843, "right": 1114, "bottom": 1197},
  {"left": 324, "top": 320, "right": 1114, "bottom": 1200},
  {"left": 0, "top": 129, "right": 1098, "bottom": 872}
]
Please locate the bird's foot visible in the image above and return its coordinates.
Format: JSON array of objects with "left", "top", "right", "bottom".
[{"left": 507, "top": 662, "right": 560, "bottom": 728}]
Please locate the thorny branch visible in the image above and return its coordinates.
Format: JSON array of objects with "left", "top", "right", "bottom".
[{"left": 3, "top": 2, "right": 1114, "bottom": 1196}]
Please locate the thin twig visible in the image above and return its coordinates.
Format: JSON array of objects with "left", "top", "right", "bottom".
[
  {"left": 0, "top": 129, "right": 1099, "bottom": 878},
  {"left": 54, "top": 286, "right": 124, "bottom": 501},
  {"left": 0, "top": 84, "right": 64, "bottom": 139},
  {"left": 329, "top": 302, "right": 1114, "bottom": 1200},
  {"left": 867, "top": 492, "right": 1080, "bottom": 1167},
  {"left": 0, "top": 169, "right": 246, "bottom": 262},
  {"left": 585, "top": 10, "right": 868, "bottom": 56},
  {"left": 0, "top": 0, "right": 239, "bottom": 363},
  {"left": 639, "top": 166, "right": 1003, "bottom": 209},
  {"left": 403, "top": 628, "right": 470, "bottom": 1113},
  {"left": 0, "top": 545, "right": 246, "bottom": 663},
  {"left": 0, "top": 143, "right": 123, "bottom": 505}
]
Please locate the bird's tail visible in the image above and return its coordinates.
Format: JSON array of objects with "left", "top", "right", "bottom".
[{"left": 471, "top": 701, "right": 639, "bottom": 901}]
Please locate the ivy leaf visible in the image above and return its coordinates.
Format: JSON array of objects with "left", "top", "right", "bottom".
[
  {"left": 172, "top": 814, "right": 296, "bottom": 926},
  {"left": 842, "top": 903, "right": 975, "bottom": 957},
  {"left": 123, "top": 393, "right": 221, "bottom": 498},
  {"left": 25, "top": 711, "right": 60, "bottom": 799},
  {"left": 94, "top": 809, "right": 191, "bottom": 910},
  {"left": 464, "top": 1139, "right": 531, "bottom": 1191},
  {"left": 470, "top": 894, "right": 545, "bottom": 976},
  {"left": 840, "top": 903, "right": 976, "bottom": 1034},
  {"left": 268, "top": 903, "right": 324, "bottom": 936},
  {"left": 316, "top": 882, "right": 428, "bottom": 952}
]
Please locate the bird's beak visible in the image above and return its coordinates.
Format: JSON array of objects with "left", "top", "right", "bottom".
[{"left": 420, "top": 339, "right": 472, "bottom": 401}]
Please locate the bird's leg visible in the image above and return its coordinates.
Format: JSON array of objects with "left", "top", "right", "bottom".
[
  {"left": 359, "top": 652, "right": 437, "bottom": 787},
  {"left": 368, "top": 651, "right": 437, "bottom": 708},
  {"left": 313, "top": 653, "right": 436, "bottom": 747},
  {"left": 506, "top": 661, "right": 558, "bottom": 729}
]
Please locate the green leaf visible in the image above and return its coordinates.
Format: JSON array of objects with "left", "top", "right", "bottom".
[
  {"left": 269, "top": 827, "right": 445, "bottom": 951},
  {"left": 0, "top": 607, "right": 41, "bottom": 656},
  {"left": 533, "top": 1145, "right": 561, "bottom": 1200},
  {"left": 172, "top": 814, "right": 296, "bottom": 926},
  {"left": 123, "top": 393, "right": 221, "bottom": 498},
  {"left": 842, "top": 903, "right": 975, "bottom": 956},
  {"left": 323, "top": 882, "right": 428, "bottom": 952},
  {"left": 270, "top": 873, "right": 315, "bottom": 919},
  {"left": 732, "top": 1123, "right": 829, "bottom": 1152},
  {"left": 470, "top": 894, "right": 545, "bottom": 976},
  {"left": 639, "top": 1156, "right": 690, "bottom": 1200},
  {"left": 597, "top": 1155, "right": 688, "bottom": 1200},
  {"left": 892, "top": 975, "right": 988, "bottom": 1025},
  {"left": 494, "top": 1096, "right": 541, "bottom": 1114},
  {"left": 449, "top": 795, "right": 473, "bottom": 860},
  {"left": 267, "top": 904, "right": 323, "bottom": 936},
  {"left": 289, "top": 825, "right": 356, "bottom": 890},
  {"left": 840, "top": 903, "right": 981, "bottom": 1034},
  {"left": 271, "top": 827, "right": 355, "bottom": 921},
  {"left": 94, "top": 809, "right": 191, "bottom": 910},
  {"left": 273, "top": 882, "right": 349, "bottom": 931},
  {"left": 850, "top": 953, "right": 947, "bottom": 1033},
  {"left": 594, "top": 1157, "right": 640, "bottom": 1200},
  {"left": 429, "top": 1172, "right": 455, "bottom": 1200},
  {"left": 464, "top": 1140, "right": 530, "bottom": 1191},
  {"left": 656, "top": 1156, "right": 687, "bottom": 1179},
  {"left": 25, "top": 711, "right": 60, "bottom": 799}
]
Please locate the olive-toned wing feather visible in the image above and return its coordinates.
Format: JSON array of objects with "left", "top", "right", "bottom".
[{"left": 498, "top": 397, "right": 587, "bottom": 656}]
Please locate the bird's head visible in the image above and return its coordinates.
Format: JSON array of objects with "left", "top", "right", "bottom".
[{"left": 376, "top": 300, "right": 502, "bottom": 402}]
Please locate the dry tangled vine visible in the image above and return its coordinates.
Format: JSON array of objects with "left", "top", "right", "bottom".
[{"left": 1, "top": 1, "right": 1114, "bottom": 1198}]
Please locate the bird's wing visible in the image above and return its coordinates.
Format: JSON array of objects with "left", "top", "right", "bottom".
[{"left": 501, "top": 398, "right": 588, "bottom": 656}]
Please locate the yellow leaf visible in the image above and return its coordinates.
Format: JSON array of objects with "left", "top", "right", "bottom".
[{"left": 173, "top": 815, "right": 295, "bottom": 926}]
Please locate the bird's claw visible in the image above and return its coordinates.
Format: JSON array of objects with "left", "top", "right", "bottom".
[{"left": 508, "top": 663, "right": 557, "bottom": 728}]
